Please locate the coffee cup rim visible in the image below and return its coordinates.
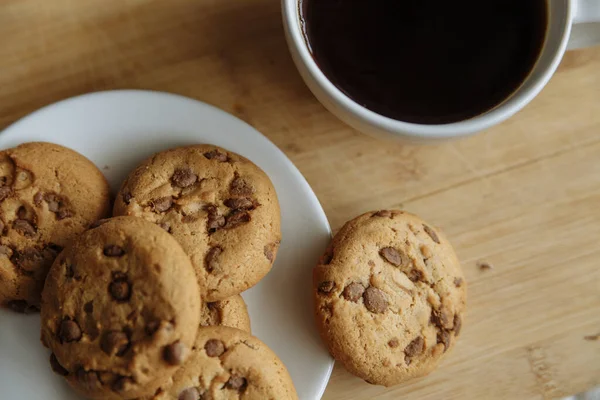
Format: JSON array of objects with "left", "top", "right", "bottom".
[{"left": 283, "top": 0, "right": 574, "bottom": 140}]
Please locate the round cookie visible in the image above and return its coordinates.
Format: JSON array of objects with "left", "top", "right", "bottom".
[
  {"left": 40, "top": 217, "right": 201, "bottom": 400},
  {"left": 201, "top": 295, "right": 251, "bottom": 333},
  {"left": 113, "top": 144, "right": 281, "bottom": 302},
  {"left": 313, "top": 211, "right": 467, "bottom": 387},
  {"left": 0, "top": 142, "right": 111, "bottom": 312},
  {"left": 143, "top": 326, "right": 298, "bottom": 400}
]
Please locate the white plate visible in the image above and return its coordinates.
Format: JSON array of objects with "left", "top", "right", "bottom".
[{"left": 0, "top": 90, "right": 333, "bottom": 400}]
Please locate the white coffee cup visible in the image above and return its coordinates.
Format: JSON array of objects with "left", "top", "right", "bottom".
[{"left": 282, "top": 0, "right": 600, "bottom": 141}]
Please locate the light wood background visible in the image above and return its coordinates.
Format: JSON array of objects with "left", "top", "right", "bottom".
[{"left": 1, "top": 1, "right": 599, "bottom": 399}]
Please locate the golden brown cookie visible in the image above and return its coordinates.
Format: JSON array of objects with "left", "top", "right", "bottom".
[
  {"left": 201, "top": 295, "right": 251, "bottom": 333},
  {"left": 40, "top": 217, "right": 201, "bottom": 399},
  {"left": 0, "top": 142, "right": 110, "bottom": 312},
  {"left": 113, "top": 144, "right": 281, "bottom": 302},
  {"left": 143, "top": 326, "right": 298, "bottom": 400},
  {"left": 314, "top": 211, "right": 467, "bottom": 387}
]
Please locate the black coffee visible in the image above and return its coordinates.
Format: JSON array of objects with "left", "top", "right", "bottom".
[{"left": 301, "top": 0, "right": 548, "bottom": 124}]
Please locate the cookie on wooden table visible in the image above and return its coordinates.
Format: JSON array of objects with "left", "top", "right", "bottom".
[
  {"left": 314, "top": 211, "right": 467, "bottom": 387},
  {"left": 143, "top": 326, "right": 298, "bottom": 400},
  {"left": 113, "top": 144, "right": 281, "bottom": 302},
  {"left": 201, "top": 295, "right": 251, "bottom": 333},
  {"left": 0, "top": 142, "right": 110, "bottom": 312},
  {"left": 40, "top": 217, "right": 201, "bottom": 400}
]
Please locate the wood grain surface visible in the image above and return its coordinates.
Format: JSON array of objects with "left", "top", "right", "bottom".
[{"left": 1, "top": 1, "right": 599, "bottom": 399}]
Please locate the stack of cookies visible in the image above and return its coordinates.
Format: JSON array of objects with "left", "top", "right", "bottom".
[{"left": 0, "top": 142, "right": 298, "bottom": 399}]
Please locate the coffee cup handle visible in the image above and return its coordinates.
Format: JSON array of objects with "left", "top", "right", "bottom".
[{"left": 573, "top": 0, "right": 600, "bottom": 23}]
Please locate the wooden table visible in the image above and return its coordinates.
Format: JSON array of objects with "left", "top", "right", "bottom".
[{"left": 1, "top": 1, "right": 599, "bottom": 399}]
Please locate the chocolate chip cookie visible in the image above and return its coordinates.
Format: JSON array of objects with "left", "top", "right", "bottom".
[
  {"left": 40, "top": 217, "right": 201, "bottom": 399},
  {"left": 200, "top": 295, "right": 251, "bottom": 333},
  {"left": 0, "top": 142, "right": 111, "bottom": 312},
  {"left": 113, "top": 145, "right": 281, "bottom": 302},
  {"left": 143, "top": 326, "right": 298, "bottom": 400},
  {"left": 314, "top": 211, "right": 467, "bottom": 386}
]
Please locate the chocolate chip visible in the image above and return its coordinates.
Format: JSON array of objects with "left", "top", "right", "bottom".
[
  {"left": 152, "top": 197, "right": 173, "bottom": 213},
  {"left": 230, "top": 176, "right": 254, "bottom": 196},
  {"left": 423, "top": 225, "right": 440, "bottom": 244},
  {"left": 163, "top": 341, "right": 186, "bottom": 365},
  {"left": 41, "top": 193, "right": 73, "bottom": 219},
  {"left": 204, "top": 339, "right": 225, "bottom": 357},
  {"left": 122, "top": 191, "right": 132, "bottom": 205},
  {"left": 6, "top": 299, "right": 38, "bottom": 314},
  {"left": 178, "top": 387, "right": 200, "bottom": 400},
  {"left": 103, "top": 245, "right": 125, "bottom": 257},
  {"left": 453, "top": 314, "right": 462, "bottom": 336},
  {"left": 225, "top": 374, "right": 247, "bottom": 392},
  {"left": 101, "top": 331, "right": 130, "bottom": 356},
  {"left": 453, "top": 277, "right": 464, "bottom": 287},
  {"left": 379, "top": 247, "right": 408, "bottom": 267},
  {"left": 0, "top": 186, "right": 12, "bottom": 202},
  {"left": 206, "top": 205, "right": 225, "bottom": 233},
  {"left": 171, "top": 168, "right": 198, "bottom": 188},
  {"left": 58, "top": 319, "right": 82, "bottom": 343},
  {"left": 112, "top": 376, "right": 134, "bottom": 393},
  {"left": 145, "top": 321, "right": 160, "bottom": 336},
  {"left": 49, "top": 353, "right": 68, "bottom": 376},
  {"left": 205, "top": 246, "right": 222, "bottom": 273},
  {"left": 12, "top": 247, "right": 48, "bottom": 273},
  {"left": 363, "top": 287, "right": 388, "bottom": 314},
  {"left": 264, "top": 242, "right": 278, "bottom": 263},
  {"left": 204, "top": 149, "right": 228, "bottom": 162},
  {"left": 84, "top": 301, "right": 94, "bottom": 314},
  {"left": 43, "top": 194, "right": 60, "bottom": 211},
  {"left": 13, "top": 219, "right": 36, "bottom": 237},
  {"left": 407, "top": 269, "right": 424, "bottom": 283},
  {"left": 318, "top": 281, "right": 335, "bottom": 294},
  {"left": 77, "top": 368, "right": 101, "bottom": 391},
  {"left": 431, "top": 309, "right": 452, "bottom": 330},
  {"left": 157, "top": 222, "right": 172, "bottom": 232},
  {"left": 0, "top": 245, "right": 12, "bottom": 257},
  {"left": 109, "top": 273, "right": 131, "bottom": 302},
  {"left": 437, "top": 330, "right": 451, "bottom": 352},
  {"left": 44, "top": 194, "right": 60, "bottom": 212},
  {"left": 17, "top": 206, "right": 28, "bottom": 219},
  {"left": 388, "top": 338, "right": 399, "bottom": 348},
  {"left": 57, "top": 209, "right": 73, "bottom": 220},
  {"left": 373, "top": 210, "right": 392, "bottom": 218},
  {"left": 224, "top": 197, "right": 256, "bottom": 210},
  {"left": 223, "top": 210, "right": 250, "bottom": 229},
  {"left": 342, "top": 283, "right": 365, "bottom": 302},
  {"left": 404, "top": 336, "right": 424, "bottom": 358},
  {"left": 33, "top": 192, "right": 43, "bottom": 206}
]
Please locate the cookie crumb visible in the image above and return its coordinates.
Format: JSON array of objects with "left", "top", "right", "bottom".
[
  {"left": 477, "top": 261, "right": 493, "bottom": 271},
  {"left": 584, "top": 333, "right": 600, "bottom": 341}
]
